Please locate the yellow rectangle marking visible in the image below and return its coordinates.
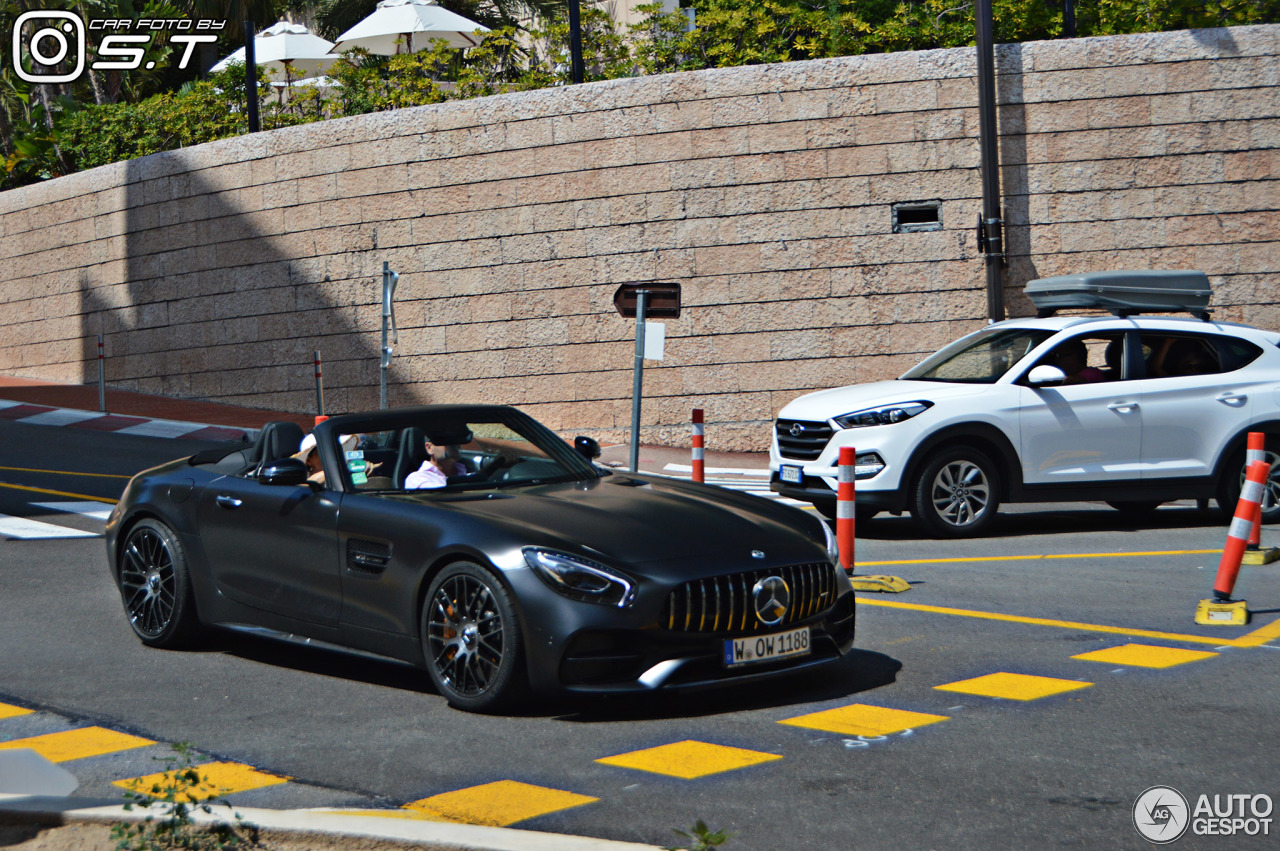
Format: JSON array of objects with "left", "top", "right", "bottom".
[
  {"left": 1073, "top": 644, "right": 1218, "bottom": 668},
  {"left": 403, "top": 780, "right": 597, "bottom": 826},
  {"left": 115, "top": 762, "right": 289, "bottom": 799},
  {"left": 779, "top": 704, "right": 948, "bottom": 737},
  {"left": 596, "top": 740, "right": 782, "bottom": 780},
  {"left": 0, "top": 702, "right": 33, "bottom": 719},
  {"left": 936, "top": 672, "right": 1093, "bottom": 701},
  {"left": 0, "top": 727, "right": 153, "bottom": 762}
]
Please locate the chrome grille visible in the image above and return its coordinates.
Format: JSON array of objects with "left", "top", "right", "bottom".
[
  {"left": 776, "top": 419, "right": 833, "bottom": 461},
  {"left": 663, "top": 562, "right": 839, "bottom": 634}
]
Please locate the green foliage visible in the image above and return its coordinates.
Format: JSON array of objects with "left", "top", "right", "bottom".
[
  {"left": 111, "top": 742, "right": 255, "bottom": 851},
  {"left": 665, "top": 818, "right": 732, "bottom": 851}
]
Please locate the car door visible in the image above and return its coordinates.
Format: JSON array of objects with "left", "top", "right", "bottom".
[
  {"left": 1134, "top": 330, "right": 1261, "bottom": 480},
  {"left": 195, "top": 474, "right": 342, "bottom": 626},
  {"left": 1018, "top": 332, "right": 1144, "bottom": 484}
]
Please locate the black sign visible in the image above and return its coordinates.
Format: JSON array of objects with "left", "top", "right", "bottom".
[{"left": 613, "top": 283, "right": 681, "bottom": 318}]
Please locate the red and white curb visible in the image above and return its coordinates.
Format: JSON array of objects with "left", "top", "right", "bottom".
[{"left": 0, "top": 399, "right": 254, "bottom": 442}]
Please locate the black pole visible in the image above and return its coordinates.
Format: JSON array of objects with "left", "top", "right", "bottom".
[
  {"left": 568, "top": 0, "right": 584, "bottom": 84},
  {"left": 975, "top": 0, "right": 1004, "bottom": 322},
  {"left": 244, "top": 20, "right": 260, "bottom": 133},
  {"left": 1063, "top": 0, "right": 1077, "bottom": 38}
]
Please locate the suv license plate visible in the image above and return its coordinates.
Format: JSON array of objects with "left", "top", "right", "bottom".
[
  {"left": 780, "top": 465, "right": 803, "bottom": 484},
  {"left": 724, "top": 627, "right": 810, "bottom": 667}
]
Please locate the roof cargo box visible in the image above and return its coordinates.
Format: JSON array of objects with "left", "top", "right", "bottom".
[{"left": 1025, "top": 270, "right": 1212, "bottom": 320}]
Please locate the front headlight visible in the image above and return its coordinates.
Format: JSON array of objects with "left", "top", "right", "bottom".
[
  {"left": 523, "top": 548, "right": 635, "bottom": 608},
  {"left": 833, "top": 401, "right": 932, "bottom": 429}
]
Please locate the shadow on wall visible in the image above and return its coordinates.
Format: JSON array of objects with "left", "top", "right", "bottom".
[
  {"left": 75, "top": 153, "right": 397, "bottom": 417},
  {"left": 998, "top": 42, "right": 1037, "bottom": 316}
]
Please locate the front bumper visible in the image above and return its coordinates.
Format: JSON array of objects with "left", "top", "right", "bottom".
[{"left": 768, "top": 472, "right": 903, "bottom": 514}]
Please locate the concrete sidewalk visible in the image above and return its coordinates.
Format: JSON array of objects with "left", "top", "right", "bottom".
[{"left": 0, "top": 375, "right": 771, "bottom": 474}]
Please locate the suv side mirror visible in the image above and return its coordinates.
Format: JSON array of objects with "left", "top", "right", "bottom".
[
  {"left": 574, "top": 436, "right": 602, "bottom": 460},
  {"left": 1026, "top": 365, "right": 1067, "bottom": 386},
  {"left": 259, "top": 457, "right": 310, "bottom": 486}
]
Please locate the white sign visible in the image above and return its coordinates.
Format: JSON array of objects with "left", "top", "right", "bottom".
[{"left": 644, "top": 321, "right": 665, "bottom": 360}]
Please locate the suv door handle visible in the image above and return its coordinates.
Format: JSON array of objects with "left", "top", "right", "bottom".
[
  {"left": 1107, "top": 401, "right": 1139, "bottom": 413},
  {"left": 216, "top": 495, "right": 243, "bottom": 509},
  {"left": 1216, "top": 392, "right": 1247, "bottom": 406}
]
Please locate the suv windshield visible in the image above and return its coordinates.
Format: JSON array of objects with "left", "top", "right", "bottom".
[{"left": 902, "top": 327, "right": 1055, "bottom": 384}]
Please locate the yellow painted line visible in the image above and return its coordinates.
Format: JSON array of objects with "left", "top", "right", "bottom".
[
  {"left": 1072, "top": 644, "right": 1219, "bottom": 668},
  {"left": 0, "top": 464, "right": 131, "bottom": 479},
  {"left": 0, "top": 481, "right": 118, "bottom": 503},
  {"left": 857, "top": 598, "right": 1269, "bottom": 648},
  {"left": 935, "top": 672, "right": 1093, "bottom": 701},
  {"left": 115, "top": 762, "right": 289, "bottom": 799},
  {"left": 0, "top": 727, "right": 153, "bottom": 762},
  {"left": 403, "top": 781, "right": 597, "bottom": 827},
  {"left": 596, "top": 740, "right": 782, "bottom": 780},
  {"left": 779, "top": 704, "right": 948, "bottom": 737},
  {"left": 858, "top": 549, "right": 1220, "bottom": 567},
  {"left": 0, "top": 702, "right": 33, "bottom": 719}
]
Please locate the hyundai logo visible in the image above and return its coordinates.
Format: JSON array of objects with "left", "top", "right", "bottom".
[
  {"left": 752, "top": 576, "right": 790, "bottom": 626},
  {"left": 789, "top": 422, "right": 805, "bottom": 437}
]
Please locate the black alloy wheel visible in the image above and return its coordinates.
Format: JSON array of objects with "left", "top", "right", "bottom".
[
  {"left": 118, "top": 519, "right": 200, "bottom": 648},
  {"left": 913, "top": 446, "right": 1001, "bottom": 537},
  {"left": 422, "top": 562, "right": 525, "bottom": 712}
]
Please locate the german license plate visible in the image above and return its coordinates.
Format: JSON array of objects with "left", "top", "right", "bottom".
[
  {"left": 724, "top": 627, "right": 810, "bottom": 667},
  {"left": 780, "top": 465, "right": 803, "bottom": 484}
]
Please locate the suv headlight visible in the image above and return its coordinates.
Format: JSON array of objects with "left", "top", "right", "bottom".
[
  {"left": 833, "top": 401, "right": 932, "bottom": 429},
  {"left": 523, "top": 548, "right": 635, "bottom": 608}
]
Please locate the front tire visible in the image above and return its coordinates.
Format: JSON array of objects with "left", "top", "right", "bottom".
[
  {"left": 422, "top": 562, "right": 525, "bottom": 712},
  {"left": 117, "top": 519, "right": 201, "bottom": 648},
  {"left": 913, "top": 447, "right": 1001, "bottom": 537}
]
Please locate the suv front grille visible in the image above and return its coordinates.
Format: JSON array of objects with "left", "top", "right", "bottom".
[
  {"left": 662, "top": 562, "right": 839, "bottom": 634},
  {"left": 775, "top": 419, "right": 833, "bottom": 460}
]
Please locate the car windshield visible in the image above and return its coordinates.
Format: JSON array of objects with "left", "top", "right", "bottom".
[
  {"left": 902, "top": 327, "right": 1056, "bottom": 384},
  {"left": 338, "top": 409, "right": 598, "bottom": 493}
]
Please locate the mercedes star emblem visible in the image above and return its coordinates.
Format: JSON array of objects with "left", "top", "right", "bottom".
[{"left": 752, "top": 576, "right": 790, "bottom": 626}]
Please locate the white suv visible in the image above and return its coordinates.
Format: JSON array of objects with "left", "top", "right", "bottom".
[{"left": 770, "top": 272, "right": 1280, "bottom": 537}]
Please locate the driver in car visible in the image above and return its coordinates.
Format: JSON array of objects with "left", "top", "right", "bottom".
[{"left": 405, "top": 434, "right": 467, "bottom": 489}]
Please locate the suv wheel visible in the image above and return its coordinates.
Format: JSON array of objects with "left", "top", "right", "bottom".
[
  {"left": 1217, "top": 439, "right": 1280, "bottom": 523},
  {"left": 913, "top": 447, "right": 1001, "bottom": 537}
]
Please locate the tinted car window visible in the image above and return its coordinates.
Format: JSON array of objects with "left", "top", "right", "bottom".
[
  {"left": 903, "top": 328, "right": 1055, "bottom": 384},
  {"left": 1139, "top": 333, "right": 1259, "bottom": 378}
]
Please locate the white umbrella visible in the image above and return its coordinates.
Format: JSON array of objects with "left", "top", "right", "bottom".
[
  {"left": 210, "top": 21, "right": 339, "bottom": 80},
  {"left": 334, "top": 0, "right": 490, "bottom": 55}
]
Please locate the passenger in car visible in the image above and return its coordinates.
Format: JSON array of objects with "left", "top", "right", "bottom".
[{"left": 294, "top": 433, "right": 361, "bottom": 486}]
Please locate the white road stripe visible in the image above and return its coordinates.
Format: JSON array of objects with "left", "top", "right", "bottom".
[
  {"left": 31, "top": 501, "right": 115, "bottom": 522},
  {"left": 14, "top": 409, "right": 102, "bottom": 427},
  {"left": 115, "top": 419, "right": 206, "bottom": 438},
  {"left": 0, "top": 514, "right": 99, "bottom": 539},
  {"left": 663, "top": 463, "right": 769, "bottom": 477}
]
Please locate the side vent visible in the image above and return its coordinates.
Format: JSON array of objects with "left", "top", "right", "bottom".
[{"left": 346, "top": 539, "right": 391, "bottom": 575}]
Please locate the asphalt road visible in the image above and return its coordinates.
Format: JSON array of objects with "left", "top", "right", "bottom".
[{"left": 1, "top": 422, "right": 1278, "bottom": 850}]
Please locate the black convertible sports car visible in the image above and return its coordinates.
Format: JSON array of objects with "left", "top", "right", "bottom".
[{"left": 106, "top": 405, "right": 855, "bottom": 711}]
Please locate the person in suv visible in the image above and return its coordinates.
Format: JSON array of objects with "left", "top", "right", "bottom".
[{"left": 770, "top": 272, "right": 1280, "bottom": 537}]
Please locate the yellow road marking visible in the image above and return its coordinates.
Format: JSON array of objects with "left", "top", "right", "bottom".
[
  {"left": 115, "top": 762, "right": 289, "bottom": 799},
  {"left": 859, "top": 549, "right": 1220, "bottom": 567},
  {"left": 0, "top": 702, "right": 33, "bottom": 719},
  {"left": 935, "top": 672, "right": 1093, "bottom": 701},
  {"left": 0, "top": 727, "right": 153, "bottom": 762},
  {"left": 779, "top": 704, "right": 948, "bottom": 737},
  {"left": 0, "top": 481, "right": 119, "bottom": 503},
  {"left": 596, "top": 740, "right": 782, "bottom": 780},
  {"left": 857, "top": 598, "right": 1278, "bottom": 648},
  {"left": 0, "top": 464, "right": 131, "bottom": 479},
  {"left": 403, "top": 781, "right": 597, "bottom": 826},
  {"left": 1072, "top": 644, "right": 1219, "bottom": 668}
]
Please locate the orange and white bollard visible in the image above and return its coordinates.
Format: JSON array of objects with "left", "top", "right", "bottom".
[
  {"left": 836, "top": 446, "right": 856, "bottom": 573},
  {"left": 1247, "top": 432, "right": 1265, "bottom": 550},
  {"left": 691, "top": 409, "right": 705, "bottom": 484},
  {"left": 1196, "top": 459, "right": 1268, "bottom": 625}
]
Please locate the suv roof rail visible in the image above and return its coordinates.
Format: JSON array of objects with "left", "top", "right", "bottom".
[{"left": 1025, "top": 270, "right": 1212, "bottom": 321}]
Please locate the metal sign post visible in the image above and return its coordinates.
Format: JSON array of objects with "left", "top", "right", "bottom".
[
  {"left": 613, "top": 283, "right": 681, "bottom": 473},
  {"left": 379, "top": 262, "right": 399, "bottom": 410}
]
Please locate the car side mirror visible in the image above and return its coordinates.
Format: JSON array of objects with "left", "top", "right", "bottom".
[
  {"left": 574, "top": 436, "right": 602, "bottom": 460},
  {"left": 258, "top": 457, "right": 310, "bottom": 486},
  {"left": 1027, "top": 365, "right": 1067, "bottom": 386}
]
